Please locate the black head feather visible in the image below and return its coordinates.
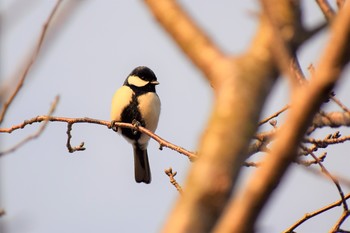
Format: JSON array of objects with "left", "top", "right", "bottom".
[
  {"left": 124, "top": 66, "right": 159, "bottom": 93},
  {"left": 129, "top": 66, "right": 157, "bottom": 82}
]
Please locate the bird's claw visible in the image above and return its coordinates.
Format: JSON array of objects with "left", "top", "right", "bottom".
[
  {"left": 110, "top": 120, "right": 119, "bottom": 132},
  {"left": 132, "top": 119, "right": 141, "bottom": 135}
]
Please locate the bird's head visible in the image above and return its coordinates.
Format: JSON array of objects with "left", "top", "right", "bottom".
[{"left": 125, "top": 66, "right": 159, "bottom": 88}]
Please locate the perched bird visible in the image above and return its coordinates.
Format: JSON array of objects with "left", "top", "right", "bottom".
[{"left": 110, "top": 66, "right": 161, "bottom": 184}]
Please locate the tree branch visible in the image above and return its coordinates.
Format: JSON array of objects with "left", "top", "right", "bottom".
[
  {"left": 213, "top": 2, "right": 350, "bottom": 232},
  {"left": 144, "top": 0, "right": 227, "bottom": 87},
  {"left": 316, "top": 0, "right": 336, "bottom": 21},
  {"left": 0, "top": 96, "right": 59, "bottom": 156},
  {"left": 145, "top": 0, "right": 278, "bottom": 232},
  {"left": 284, "top": 193, "right": 350, "bottom": 233},
  {"left": 165, "top": 167, "right": 183, "bottom": 194},
  {"left": 301, "top": 146, "right": 348, "bottom": 212},
  {"left": 0, "top": 116, "right": 196, "bottom": 160},
  {"left": 0, "top": 0, "right": 63, "bottom": 124}
]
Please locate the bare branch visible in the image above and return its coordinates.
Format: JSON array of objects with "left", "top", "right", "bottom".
[
  {"left": 330, "top": 209, "right": 350, "bottom": 232},
  {"left": 66, "top": 122, "right": 86, "bottom": 153},
  {"left": 298, "top": 152, "right": 327, "bottom": 166},
  {"left": 308, "top": 63, "right": 350, "bottom": 113},
  {"left": 213, "top": 2, "right": 350, "bottom": 232},
  {"left": 310, "top": 112, "right": 350, "bottom": 131},
  {"left": 284, "top": 193, "right": 350, "bottom": 233},
  {"left": 0, "top": 96, "right": 59, "bottom": 156},
  {"left": 147, "top": 0, "right": 278, "bottom": 232},
  {"left": 144, "top": 0, "right": 226, "bottom": 87},
  {"left": 301, "top": 146, "right": 348, "bottom": 212},
  {"left": 337, "top": 0, "right": 346, "bottom": 9},
  {"left": 0, "top": 116, "right": 196, "bottom": 160},
  {"left": 261, "top": 0, "right": 304, "bottom": 87},
  {"left": 304, "top": 134, "right": 350, "bottom": 147},
  {"left": 259, "top": 105, "right": 289, "bottom": 126},
  {"left": 0, "top": 0, "right": 63, "bottom": 124},
  {"left": 165, "top": 167, "right": 183, "bottom": 194},
  {"left": 316, "top": 0, "right": 336, "bottom": 21},
  {"left": 330, "top": 95, "right": 350, "bottom": 113}
]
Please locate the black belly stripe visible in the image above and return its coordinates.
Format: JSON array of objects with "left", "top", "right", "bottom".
[{"left": 120, "top": 93, "right": 145, "bottom": 140}]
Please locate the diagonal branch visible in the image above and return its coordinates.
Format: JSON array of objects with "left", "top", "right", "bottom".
[
  {"left": 213, "top": 2, "right": 350, "bottom": 232},
  {"left": 301, "top": 146, "right": 348, "bottom": 212},
  {"left": 144, "top": 0, "right": 227, "bottom": 87},
  {"left": 316, "top": 0, "right": 336, "bottom": 21},
  {"left": 284, "top": 192, "right": 350, "bottom": 233},
  {"left": 146, "top": 1, "right": 280, "bottom": 232},
  {"left": 0, "top": 0, "right": 63, "bottom": 124}
]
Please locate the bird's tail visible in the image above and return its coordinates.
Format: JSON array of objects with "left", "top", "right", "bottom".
[{"left": 133, "top": 145, "right": 151, "bottom": 184}]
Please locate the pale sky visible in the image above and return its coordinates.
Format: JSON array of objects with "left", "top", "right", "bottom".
[{"left": 1, "top": 1, "right": 350, "bottom": 232}]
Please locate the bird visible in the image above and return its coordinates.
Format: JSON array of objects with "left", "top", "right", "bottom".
[{"left": 110, "top": 66, "right": 161, "bottom": 184}]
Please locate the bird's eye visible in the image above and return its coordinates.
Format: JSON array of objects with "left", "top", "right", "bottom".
[{"left": 128, "top": 75, "right": 149, "bottom": 87}]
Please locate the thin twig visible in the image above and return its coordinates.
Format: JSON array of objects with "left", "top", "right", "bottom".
[
  {"left": 66, "top": 122, "right": 85, "bottom": 153},
  {"left": 304, "top": 135, "right": 350, "bottom": 147},
  {"left": 301, "top": 146, "right": 348, "bottom": 212},
  {"left": 330, "top": 95, "right": 350, "bottom": 113},
  {"left": 258, "top": 105, "right": 290, "bottom": 126},
  {"left": 309, "top": 63, "right": 350, "bottom": 113},
  {"left": 284, "top": 193, "right": 350, "bottom": 233},
  {"left": 165, "top": 167, "right": 183, "bottom": 194},
  {"left": 0, "top": 0, "right": 63, "bottom": 124},
  {"left": 298, "top": 152, "right": 327, "bottom": 166},
  {"left": 302, "top": 166, "right": 350, "bottom": 189},
  {"left": 0, "top": 96, "right": 60, "bottom": 156},
  {"left": 330, "top": 209, "right": 350, "bottom": 232}
]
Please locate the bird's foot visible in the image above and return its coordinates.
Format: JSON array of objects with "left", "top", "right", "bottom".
[
  {"left": 110, "top": 120, "right": 119, "bottom": 132},
  {"left": 132, "top": 119, "right": 141, "bottom": 135}
]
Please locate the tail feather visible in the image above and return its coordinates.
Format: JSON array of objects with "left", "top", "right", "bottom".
[{"left": 133, "top": 145, "right": 151, "bottom": 184}]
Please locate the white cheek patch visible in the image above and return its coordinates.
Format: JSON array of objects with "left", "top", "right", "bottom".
[
  {"left": 128, "top": 75, "right": 149, "bottom": 87},
  {"left": 110, "top": 86, "right": 133, "bottom": 121}
]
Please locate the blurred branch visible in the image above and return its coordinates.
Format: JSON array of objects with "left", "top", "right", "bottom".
[
  {"left": 304, "top": 165, "right": 350, "bottom": 189},
  {"left": 261, "top": 0, "right": 304, "bottom": 87},
  {"left": 0, "top": 115, "right": 196, "bottom": 161},
  {"left": 308, "top": 63, "right": 350, "bottom": 113},
  {"left": 213, "top": 1, "right": 350, "bottom": 232},
  {"left": 309, "top": 111, "right": 350, "bottom": 132},
  {"left": 337, "top": 0, "right": 346, "bottom": 9},
  {"left": 144, "top": 0, "right": 226, "bottom": 87},
  {"left": 146, "top": 0, "right": 278, "bottom": 232},
  {"left": 316, "top": 0, "right": 336, "bottom": 21},
  {"left": 0, "top": 0, "right": 63, "bottom": 124},
  {"left": 0, "top": 208, "right": 5, "bottom": 217}
]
